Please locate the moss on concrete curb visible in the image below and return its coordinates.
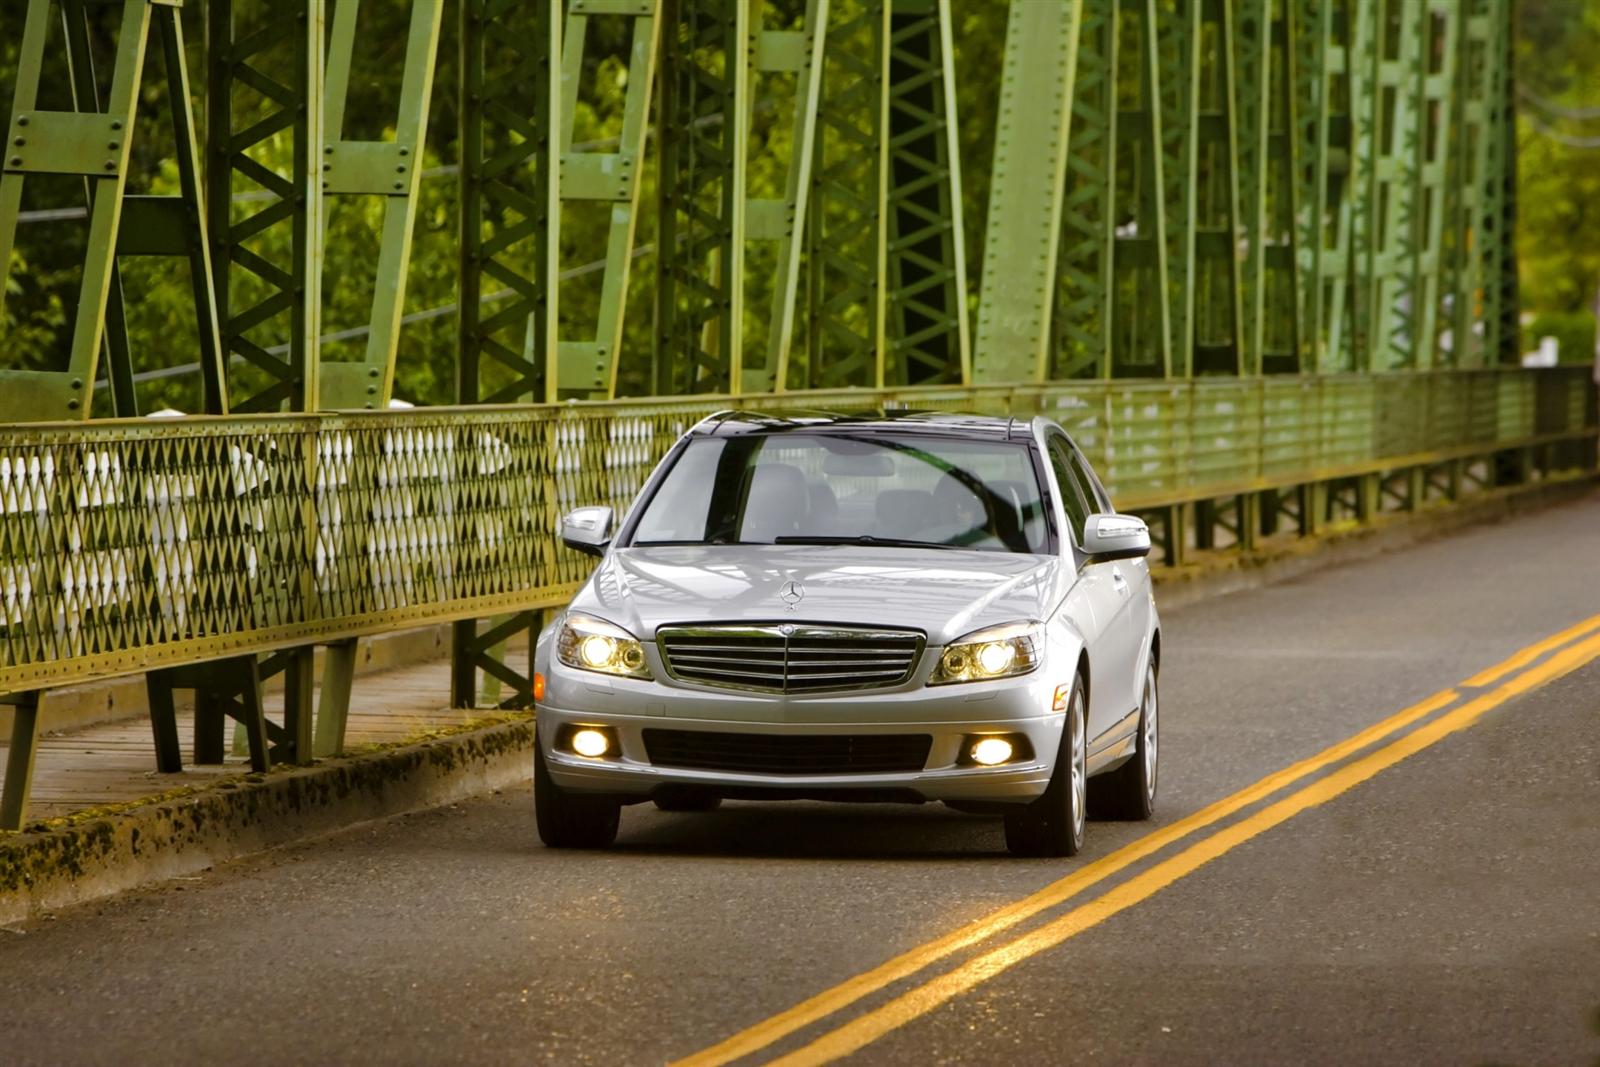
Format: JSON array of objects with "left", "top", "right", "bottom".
[{"left": 0, "top": 716, "right": 534, "bottom": 926}]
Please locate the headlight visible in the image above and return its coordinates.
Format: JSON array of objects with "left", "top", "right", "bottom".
[
  {"left": 929, "top": 621, "right": 1042, "bottom": 685},
  {"left": 556, "top": 614, "right": 652, "bottom": 679}
]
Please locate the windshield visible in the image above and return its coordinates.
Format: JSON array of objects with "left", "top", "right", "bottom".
[{"left": 628, "top": 432, "right": 1051, "bottom": 554}]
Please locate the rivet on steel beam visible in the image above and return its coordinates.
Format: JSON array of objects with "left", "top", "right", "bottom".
[
  {"left": 110, "top": 121, "right": 122, "bottom": 131},
  {"left": 105, "top": 161, "right": 116, "bottom": 170},
  {"left": 396, "top": 165, "right": 407, "bottom": 173},
  {"left": 323, "top": 163, "right": 331, "bottom": 171},
  {"left": 325, "top": 145, "right": 334, "bottom": 154},
  {"left": 12, "top": 137, "right": 22, "bottom": 147},
  {"left": 8, "top": 157, "right": 20, "bottom": 166},
  {"left": 70, "top": 379, "right": 83, "bottom": 389},
  {"left": 369, "top": 368, "right": 380, "bottom": 378},
  {"left": 16, "top": 116, "right": 27, "bottom": 126},
  {"left": 398, "top": 147, "right": 410, "bottom": 157},
  {"left": 108, "top": 141, "right": 120, "bottom": 150},
  {"left": 67, "top": 399, "right": 80, "bottom": 410},
  {"left": 393, "top": 181, "right": 404, "bottom": 190}
]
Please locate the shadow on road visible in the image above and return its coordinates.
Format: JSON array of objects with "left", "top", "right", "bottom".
[{"left": 605, "top": 801, "right": 1019, "bottom": 861}]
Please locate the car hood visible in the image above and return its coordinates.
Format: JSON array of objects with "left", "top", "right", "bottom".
[{"left": 571, "top": 545, "right": 1067, "bottom": 646}]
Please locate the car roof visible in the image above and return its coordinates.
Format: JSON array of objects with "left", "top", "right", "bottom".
[{"left": 693, "top": 409, "right": 1034, "bottom": 441}]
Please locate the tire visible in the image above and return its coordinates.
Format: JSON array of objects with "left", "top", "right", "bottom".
[
  {"left": 652, "top": 792, "right": 723, "bottom": 812},
  {"left": 1089, "top": 655, "right": 1158, "bottom": 821},
  {"left": 534, "top": 739, "right": 621, "bottom": 849},
  {"left": 1005, "top": 674, "right": 1088, "bottom": 857}
]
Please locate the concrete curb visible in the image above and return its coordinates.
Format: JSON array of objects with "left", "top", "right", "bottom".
[{"left": 0, "top": 718, "right": 534, "bottom": 926}]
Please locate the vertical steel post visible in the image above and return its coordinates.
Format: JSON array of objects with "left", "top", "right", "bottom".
[
  {"left": 458, "top": 0, "right": 560, "bottom": 405},
  {"left": 655, "top": 0, "right": 749, "bottom": 395},
  {"left": 557, "top": 0, "right": 660, "bottom": 399},
  {"left": 318, "top": 0, "right": 443, "bottom": 410},
  {"left": 1236, "top": 0, "right": 1303, "bottom": 374},
  {"left": 1408, "top": 2, "right": 1457, "bottom": 372},
  {"left": 972, "top": 0, "right": 1082, "bottom": 383},
  {"left": 453, "top": 0, "right": 562, "bottom": 708},
  {"left": 751, "top": 0, "right": 829, "bottom": 393},
  {"left": 804, "top": 0, "right": 890, "bottom": 389},
  {"left": 208, "top": 0, "right": 325, "bottom": 412},
  {"left": 883, "top": 0, "right": 970, "bottom": 386}
]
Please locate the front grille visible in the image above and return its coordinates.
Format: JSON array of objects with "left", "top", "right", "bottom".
[
  {"left": 642, "top": 729, "right": 933, "bottom": 775},
  {"left": 656, "top": 625, "right": 923, "bottom": 693}
]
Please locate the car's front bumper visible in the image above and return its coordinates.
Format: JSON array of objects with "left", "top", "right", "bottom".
[{"left": 537, "top": 666, "right": 1065, "bottom": 804}]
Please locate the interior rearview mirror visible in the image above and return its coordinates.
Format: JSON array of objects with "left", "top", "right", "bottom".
[
  {"left": 559, "top": 505, "right": 615, "bottom": 558},
  {"left": 1081, "top": 513, "right": 1151, "bottom": 564}
]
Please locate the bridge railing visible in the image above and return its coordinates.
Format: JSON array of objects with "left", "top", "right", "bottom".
[{"left": 1, "top": 366, "right": 1593, "bottom": 697}]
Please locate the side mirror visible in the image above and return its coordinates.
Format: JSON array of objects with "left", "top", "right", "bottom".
[
  {"left": 559, "top": 505, "right": 615, "bottom": 558},
  {"left": 1080, "top": 513, "right": 1151, "bottom": 564}
]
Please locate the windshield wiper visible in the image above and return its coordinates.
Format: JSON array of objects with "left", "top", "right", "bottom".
[
  {"left": 772, "top": 535, "right": 955, "bottom": 550},
  {"left": 632, "top": 537, "right": 747, "bottom": 547}
]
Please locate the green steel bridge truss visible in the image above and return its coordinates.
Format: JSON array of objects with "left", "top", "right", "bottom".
[{"left": 0, "top": 0, "right": 1593, "bottom": 828}]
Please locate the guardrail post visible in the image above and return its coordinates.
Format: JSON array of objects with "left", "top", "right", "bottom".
[{"left": 1, "top": 692, "right": 42, "bottom": 831}]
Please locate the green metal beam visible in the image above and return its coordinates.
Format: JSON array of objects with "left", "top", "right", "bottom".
[
  {"left": 319, "top": 0, "right": 443, "bottom": 410},
  {"left": 558, "top": 0, "right": 660, "bottom": 399},
  {"left": 972, "top": 0, "right": 1082, "bottom": 383}
]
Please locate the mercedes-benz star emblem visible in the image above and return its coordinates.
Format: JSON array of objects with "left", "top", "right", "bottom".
[{"left": 779, "top": 580, "right": 804, "bottom": 609}]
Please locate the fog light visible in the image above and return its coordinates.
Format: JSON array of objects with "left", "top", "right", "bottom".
[
  {"left": 970, "top": 737, "right": 1014, "bottom": 766},
  {"left": 570, "top": 728, "right": 611, "bottom": 758}
]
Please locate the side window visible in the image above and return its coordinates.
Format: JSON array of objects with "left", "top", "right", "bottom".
[
  {"left": 1068, "top": 446, "right": 1112, "bottom": 512},
  {"left": 1046, "top": 436, "right": 1093, "bottom": 544}
]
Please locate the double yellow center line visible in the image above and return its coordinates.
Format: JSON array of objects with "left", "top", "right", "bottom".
[{"left": 673, "top": 611, "right": 1600, "bottom": 1067}]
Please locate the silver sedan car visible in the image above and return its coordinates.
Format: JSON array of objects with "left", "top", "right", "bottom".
[{"left": 532, "top": 411, "right": 1161, "bottom": 856}]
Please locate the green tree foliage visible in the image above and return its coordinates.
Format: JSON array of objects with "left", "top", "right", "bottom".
[{"left": 1516, "top": 0, "right": 1600, "bottom": 327}]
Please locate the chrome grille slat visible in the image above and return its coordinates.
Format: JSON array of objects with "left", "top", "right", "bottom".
[{"left": 657, "top": 624, "right": 924, "bottom": 694}]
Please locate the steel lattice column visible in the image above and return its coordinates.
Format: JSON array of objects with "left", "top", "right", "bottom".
[
  {"left": 1052, "top": 0, "right": 1171, "bottom": 380},
  {"left": 1447, "top": 0, "right": 1502, "bottom": 369},
  {"left": 453, "top": 0, "right": 561, "bottom": 708},
  {"left": 208, "top": 0, "right": 325, "bottom": 412},
  {"left": 1235, "top": 0, "right": 1302, "bottom": 374},
  {"left": 458, "top": 0, "right": 559, "bottom": 406},
  {"left": 882, "top": 0, "right": 969, "bottom": 386},
  {"left": 654, "top": 0, "right": 748, "bottom": 395},
  {"left": 804, "top": 0, "right": 889, "bottom": 389},
  {"left": 1299, "top": 0, "right": 1370, "bottom": 373},
  {"left": 1407, "top": 1, "right": 1457, "bottom": 372}
]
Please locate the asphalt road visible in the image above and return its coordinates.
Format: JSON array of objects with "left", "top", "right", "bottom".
[{"left": 4, "top": 491, "right": 1600, "bottom": 1067}]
